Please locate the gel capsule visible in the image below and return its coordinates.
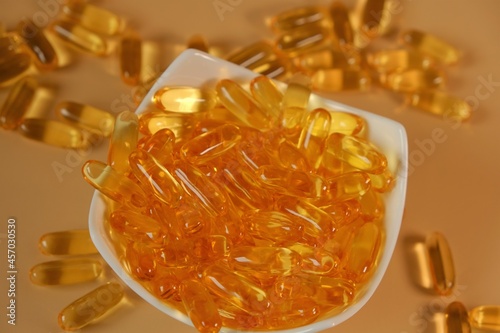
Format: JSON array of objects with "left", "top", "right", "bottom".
[
  {"left": 17, "top": 19, "right": 58, "bottom": 70},
  {"left": 275, "top": 25, "right": 333, "bottom": 56},
  {"left": 380, "top": 68, "right": 445, "bottom": 92},
  {"left": 249, "top": 75, "right": 283, "bottom": 120},
  {"left": 107, "top": 111, "right": 139, "bottom": 173},
  {"left": 405, "top": 90, "right": 472, "bottom": 121},
  {"left": 119, "top": 33, "right": 142, "bottom": 86},
  {"left": 0, "top": 52, "right": 31, "bottom": 87},
  {"left": 356, "top": 0, "right": 394, "bottom": 40},
  {"left": 312, "top": 68, "right": 371, "bottom": 91},
  {"left": 19, "top": 119, "right": 88, "bottom": 149},
  {"left": 268, "top": 6, "right": 330, "bottom": 34},
  {"left": 62, "top": 2, "right": 125, "bottom": 36},
  {"left": 345, "top": 222, "right": 381, "bottom": 282},
  {"left": 39, "top": 229, "right": 98, "bottom": 255},
  {"left": 288, "top": 243, "right": 338, "bottom": 275},
  {"left": 55, "top": 101, "right": 115, "bottom": 137},
  {"left": 444, "top": 302, "right": 471, "bottom": 333},
  {"left": 469, "top": 305, "right": 500, "bottom": 331},
  {"left": 282, "top": 73, "right": 312, "bottom": 110},
  {"left": 140, "top": 128, "right": 175, "bottom": 166},
  {"left": 153, "top": 86, "right": 216, "bottom": 114},
  {"left": 399, "top": 29, "right": 461, "bottom": 65},
  {"left": 275, "top": 139, "right": 312, "bottom": 172},
  {"left": 295, "top": 47, "right": 361, "bottom": 72},
  {"left": 125, "top": 242, "right": 157, "bottom": 280},
  {"left": 301, "top": 275, "right": 355, "bottom": 306},
  {"left": 30, "top": 258, "right": 102, "bottom": 285},
  {"left": 58, "top": 282, "right": 124, "bottom": 331},
  {"left": 0, "top": 76, "right": 37, "bottom": 130},
  {"left": 297, "top": 108, "right": 331, "bottom": 168},
  {"left": 51, "top": 20, "right": 108, "bottom": 56},
  {"left": 327, "top": 171, "right": 371, "bottom": 202},
  {"left": 267, "top": 298, "right": 321, "bottom": 329},
  {"left": 329, "top": 2, "right": 354, "bottom": 52},
  {"left": 426, "top": 231, "right": 455, "bottom": 295},
  {"left": 225, "top": 40, "right": 277, "bottom": 69},
  {"left": 138, "top": 110, "right": 198, "bottom": 138},
  {"left": 243, "top": 210, "right": 304, "bottom": 245},
  {"left": 367, "top": 49, "right": 435, "bottom": 73},
  {"left": 329, "top": 111, "right": 365, "bottom": 136}
]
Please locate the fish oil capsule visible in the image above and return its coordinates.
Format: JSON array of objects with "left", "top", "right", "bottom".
[
  {"left": 469, "top": 305, "right": 500, "bottom": 331},
  {"left": 179, "top": 279, "right": 222, "bottom": 333},
  {"left": 228, "top": 246, "right": 302, "bottom": 279},
  {"left": 141, "top": 128, "right": 175, "bottom": 166},
  {"left": 369, "top": 168, "right": 395, "bottom": 192},
  {"left": 225, "top": 40, "right": 277, "bottom": 69},
  {"left": 320, "top": 199, "right": 361, "bottom": 227},
  {"left": 367, "top": 49, "right": 435, "bottom": 73},
  {"left": 267, "top": 298, "right": 321, "bottom": 329},
  {"left": 0, "top": 76, "right": 37, "bottom": 130},
  {"left": 125, "top": 242, "right": 157, "bottom": 280},
  {"left": 380, "top": 68, "right": 445, "bottom": 92},
  {"left": 399, "top": 29, "right": 461, "bottom": 65},
  {"left": 297, "top": 108, "right": 331, "bottom": 168},
  {"left": 345, "top": 222, "right": 381, "bottom": 282},
  {"left": 216, "top": 299, "right": 265, "bottom": 330},
  {"left": 39, "top": 229, "right": 98, "bottom": 255},
  {"left": 268, "top": 6, "right": 330, "bottom": 34},
  {"left": 444, "top": 302, "right": 471, "bottom": 333},
  {"left": 119, "top": 33, "right": 142, "bottom": 86},
  {"left": 19, "top": 119, "right": 88, "bottom": 149},
  {"left": 153, "top": 86, "right": 216, "bottom": 114},
  {"left": 329, "top": 111, "right": 365, "bottom": 136},
  {"left": 109, "top": 208, "right": 164, "bottom": 243},
  {"left": 62, "top": 2, "right": 125, "bottom": 36},
  {"left": 180, "top": 124, "right": 242, "bottom": 165},
  {"left": 107, "top": 111, "right": 138, "bottom": 173},
  {"left": 0, "top": 52, "right": 31, "bottom": 87},
  {"left": 249, "top": 75, "right": 283, "bottom": 120},
  {"left": 426, "top": 231, "right": 455, "bottom": 295},
  {"left": 329, "top": 2, "right": 354, "bottom": 52},
  {"left": 55, "top": 101, "right": 115, "bottom": 137},
  {"left": 358, "top": 188, "right": 385, "bottom": 221},
  {"left": 311, "top": 68, "right": 371, "bottom": 91},
  {"left": 250, "top": 55, "right": 294, "bottom": 80},
  {"left": 51, "top": 20, "right": 108, "bottom": 56},
  {"left": 281, "top": 74, "right": 311, "bottom": 130},
  {"left": 82, "top": 160, "right": 148, "bottom": 208},
  {"left": 275, "top": 139, "right": 312, "bottom": 172},
  {"left": 30, "top": 258, "right": 102, "bottom": 285},
  {"left": 326, "top": 171, "right": 371, "bottom": 202},
  {"left": 58, "top": 282, "right": 124, "bottom": 331},
  {"left": 243, "top": 210, "right": 304, "bottom": 245},
  {"left": 288, "top": 243, "right": 338, "bottom": 275},
  {"left": 216, "top": 79, "right": 272, "bottom": 129},
  {"left": 303, "top": 275, "right": 355, "bottom": 306},
  {"left": 405, "top": 90, "right": 472, "bottom": 121},
  {"left": 355, "top": 0, "right": 394, "bottom": 40},
  {"left": 295, "top": 47, "right": 361, "bottom": 72},
  {"left": 17, "top": 19, "right": 58, "bottom": 71},
  {"left": 138, "top": 110, "right": 198, "bottom": 138},
  {"left": 186, "top": 34, "right": 209, "bottom": 53},
  {"left": 275, "top": 25, "right": 333, "bottom": 56}
]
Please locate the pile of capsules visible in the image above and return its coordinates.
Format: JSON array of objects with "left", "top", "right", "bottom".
[{"left": 82, "top": 73, "right": 392, "bottom": 332}]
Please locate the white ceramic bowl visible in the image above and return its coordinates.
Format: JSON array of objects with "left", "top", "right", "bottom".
[{"left": 89, "top": 49, "right": 408, "bottom": 333}]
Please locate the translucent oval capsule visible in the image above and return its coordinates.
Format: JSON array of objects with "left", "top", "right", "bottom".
[
  {"left": 107, "top": 111, "right": 139, "bottom": 173},
  {"left": 119, "top": 33, "right": 142, "bottom": 86},
  {"left": 399, "top": 29, "right": 462, "bottom": 65},
  {"left": 0, "top": 76, "right": 38, "bottom": 130},
  {"left": 110, "top": 208, "right": 164, "bottom": 246},
  {"left": 346, "top": 222, "right": 381, "bottom": 282},
  {"left": 295, "top": 46, "right": 361, "bottom": 72},
  {"left": 445, "top": 302, "right": 471, "bottom": 333},
  {"left": 153, "top": 86, "right": 216, "bottom": 114},
  {"left": 366, "top": 49, "right": 435, "bottom": 73},
  {"left": 140, "top": 128, "right": 175, "bottom": 166},
  {"left": 405, "top": 90, "right": 472, "bottom": 121},
  {"left": 268, "top": 6, "right": 330, "bottom": 34},
  {"left": 380, "top": 68, "right": 445, "bottom": 92},
  {"left": 0, "top": 33, "right": 21, "bottom": 55},
  {"left": 39, "top": 229, "right": 98, "bottom": 256},
  {"left": 288, "top": 243, "right": 338, "bottom": 275},
  {"left": 55, "top": 101, "right": 115, "bottom": 137},
  {"left": 186, "top": 34, "right": 209, "bottom": 53},
  {"left": 138, "top": 110, "right": 198, "bottom": 138},
  {"left": 0, "top": 52, "right": 31, "bottom": 87},
  {"left": 58, "top": 282, "right": 124, "bottom": 331},
  {"left": 426, "top": 231, "right": 455, "bottom": 296},
  {"left": 62, "top": 2, "right": 125, "bottom": 36},
  {"left": 17, "top": 19, "right": 58, "bottom": 70},
  {"left": 249, "top": 75, "right": 283, "bottom": 120},
  {"left": 297, "top": 108, "right": 331, "bottom": 168},
  {"left": 469, "top": 305, "right": 500, "bottom": 331},
  {"left": 82, "top": 160, "right": 148, "bottom": 208},
  {"left": 275, "top": 25, "right": 333, "bottom": 56},
  {"left": 243, "top": 210, "right": 304, "bottom": 245},
  {"left": 275, "top": 139, "right": 312, "bottom": 172},
  {"left": 320, "top": 199, "right": 361, "bottom": 227},
  {"left": 216, "top": 299, "right": 264, "bottom": 330},
  {"left": 311, "top": 68, "right": 371, "bottom": 91},
  {"left": 301, "top": 275, "right": 355, "bottom": 306},
  {"left": 249, "top": 55, "right": 293, "bottom": 80},
  {"left": 329, "top": 111, "right": 365, "bottom": 136},
  {"left": 282, "top": 73, "right": 312, "bottom": 112},
  {"left": 51, "top": 20, "right": 108, "bottom": 56},
  {"left": 356, "top": 0, "right": 395, "bottom": 40},
  {"left": 124, "top": 242, "right": 157, "bottom": 280},
  {"left": 225, "top": 40, "right": 277, "bottom": 69},
  {"left": 267, "top": 298, "right": 321, "bottom": 329},
  {"left": 369, "top": 167, "right": 395, "bottom": 193},
  {"left": 329, "top": 1, "right": 354, "bottom": 52},
  {"left": 30, "top": 258, "right": 102, "bottom": 285},
  {"left": 327, "top": 171, "right": 371, "bottom": 202},
  {"left": 19, "top": 119, "right": 88, "bottom": 149}
]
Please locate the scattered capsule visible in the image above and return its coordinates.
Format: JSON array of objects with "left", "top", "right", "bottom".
[
  {"left": 243, "top": 210, "right": 304, "bottom": 245},
  {"left": 275, "top": 25, "right": 332, "bottom": 57},
  {"left": 356, "top": 0, "right": 394, "bottom": 40},
  {"left": 297, "top": 108, "right": 331, "bottom": 168},
  {"left": 39, "top": 229, "right": 98, "bottom": 255},
  {"left": 268, "top": 6, "right": 330, "bottom": 34},
  {"left": 186, "top": 34, "right": 209, "bottom": 53},
  {"left": 62, "top": 2, "right": 125, "bottom": 36},
  {"left": 469, "top": 305, "right": 500, "bottom": 331},
  {"left": 107, "top": 111, "right": 139, "bottom": 173},
  {"left": 17, "top": 19, "right": 58, "bottom": 70},
  {"left": 346, "top": 222, "right": 381, "bottom": 282},
  {"left": 0, "top": 52, "right": 32, "bottom": 87},
  {"left": 51, "top": 20, "right": 108, "bottom": 56},
  {"left": 295, "top": 46, "right": 361, "bottom": 72},
  {"left": 30, "top": 258, "right": 102, "bottom": 285},
  {"left": 380, "top": 68, "right": 445, "bottom": 92},
  {"left": 445, "top": 302, "right": 471, "bottom": 333},
  {"left": 55, "top": 101, "right": 115, "bottom": 137},
  {"left": 249, "top": 75, "right": 283, "bottom": 120},
  {"left": 0, "top": 76, "right": 38, "bottom": 130},
  {"left": 58, "top": 282, "right": 124, "bottom": 331},
  {"left": 405, "top": 89, "right": 472, "bottom": 121},
  {"left": 312, "top": 68, "right": 371, "bottom": 91},
  {"left": 267, "top": 297, "right": 321, "bottom": 329},
  {"left": 119, "top": 33, "right": 142, "bottom": 86},
  {"left": 226, "top": 40, "right": 277, "bottom": 69},
  {"left": 399, "top": 29, "right": 462, "bottom": 65},
  {"left": 153, "top": 86, "right": 216, "bottom": 114},
  {"left": 329, "top": 111, "right": 365, "bottom": 136},
  {"left": 19, "top": 119, "right": 89, "bottom": 149},
  {"left": 329, "top": 2, "right": 354, "bottom": 52},
  {"left": 426, "top": 231, "right": 455, "bottom": 295},
  {"left": 367, "top": 49, "right": 435, "bottom": 73},
  {"left": 250, "top": 55, "right": 293, "bottom": 80}
]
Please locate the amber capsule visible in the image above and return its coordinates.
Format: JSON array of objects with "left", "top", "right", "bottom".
[
  {"left": 124, "top": 242, "right": 157, "bottom": 280},
  {"left": 297, "top": 108, "right": 331, "bottom": 168},
  {"left": 282, "top": 73, "right": 312, "bottom": 112},
  {"left": 288, "top": 243, "right": 338, "bottom": 275},
  {"left": 268, "top": 6, "right": 330, "bottom": 34},
  {"left": 250, "top": 56, "right": 293, "bottom": 80},
  {"left": 275, "top": 139, "right": 312, "bottom": 172},
  {"left": 356, "top": 0, "right": 394, "bottom": 40},
  {"left": 30, "top": 258, "right": 102, "bottom": 285},
  {"left": 295, "top": 47, "right": 361, "bottom": 72},
  {"left": 0, "top": 77, "right": 37, "bottom": 130},
  {"left": 216, "top": 79, "right": 272, "bottom": 129},
  {"left": 345, "top": 222, "right": 381, "bottom": 282},
  {"left": 369, "top": 168, "right": 395, "bottom": 192},
  {"left": 39, "top": 229, "right": 98, "bottom": 256},
  {"left": 17, "top": 19, "right": 58, "bottom": 70},
  {"left": 110, "top": 208, "right": 165, "bottom": 246},
  {"left": 225, "top": 40, "right": 276, "bottom": 69},
  {"left": 469, "top": 305, "right": 500, "bottom": 331},
  {"left": 425, "top": 232, "right": 455, "bottom": 296},
  {"left": 300, "top": 275, "right": 355, "bottom": 306},
  {"left": 51, "top": 20, "right": 108, "bottom": 56},
  {"left": 366, "top": 49, "right": 435, "bottom": 73},
  {"left": 326, "top": 171, "right": 371, "bottom": 202},
  {"left": 140, "top": 128, "right": 175, "bottom": 165},
  {"left": 107, "top": 111, "right": 139, "bottom": 173},
  {"left": 312, "top": 68, "right": 371, "bottom": 91},
  {"left": 328, "top": 111, "right": 365, "bottom": 136},
  {"left": 138, "top": 110, "right": 198, "bottom": 138},
  {"left": 0, "top": 52, "right": 31, "bottom": 87},
  {"left": 320, "top": 199, "right": 361, "bottom": 227},
  {"left": 358, "top": 188, "right": 385, "bottom": 221},
  {"left": 249, "top": 75, "right": 283, "bottom": 120},
  {"left": 82, "top": 160, "right": 148, "bottom": 208},
  {"left": 243, "top": 210, "right": 304, "bottom": 245},
  {"left": 19, "top": 119, "right": 88, "bottom": 149},
  {"left": 443, "top": 302, "right": 471, "bottom": 333},
  {"left": 399, "top": 29, "right": 461, "bottom": 65},
  {"left": 119, "top": 33, "right": 142, "bottom": 86},
  {"left": 267, "top": 298, "right": 321, "bottom": 329},
  {"left": 330, "top": 2, "right": 354, "bottom": 52},
  {"left": 55, "top": 101, "right": 115, "bottom": 137},
  {"left": 275, "top": 25, "right": 333, "bottom": 56},
  {"left": 62, "top": 2, "right": 124, "bottom": 36},
  {"left": 58, "top": 282, "right": 124, "bottom": 331},
  {"left": 216, "top": 299, "right": 265, "bottom": 330},
  {"left": 405, "top": 90, "right": 471, "bottom": 121},
  {"left": 153, "top": 86, "right": 216, "bottom": 114},
  {"left": 380, "top": 68, "right": 445, "bottom": 92}
]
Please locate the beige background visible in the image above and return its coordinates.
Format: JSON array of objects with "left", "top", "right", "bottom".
[{"left": 1, "top": 0, "right": 500, "bottom": 332}]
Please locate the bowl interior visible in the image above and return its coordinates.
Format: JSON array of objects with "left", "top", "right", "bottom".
[{"left": 89, "top": 49, "right": 408, "bottom": 333}]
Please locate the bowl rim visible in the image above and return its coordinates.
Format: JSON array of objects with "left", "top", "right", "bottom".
[{"left": 89, "top": 49, "right": 408, "bottom": 333}]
